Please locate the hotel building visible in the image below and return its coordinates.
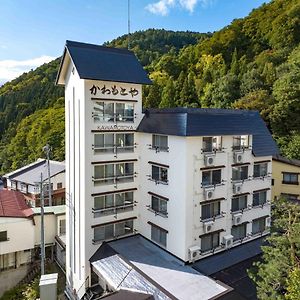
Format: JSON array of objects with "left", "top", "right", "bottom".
[{"left": 56, "top": 41, "right": 278, "bottom": 300}]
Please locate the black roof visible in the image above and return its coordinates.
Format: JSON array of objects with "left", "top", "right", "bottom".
[
  {"left": 56, "top": 40, "right": 152, "bottom": 85},
  {"left": 273, "top": 154, "right": 300, "bottom": 167},
  {"left": 137, "top": 108, "right": 279, "bottom": 157}
]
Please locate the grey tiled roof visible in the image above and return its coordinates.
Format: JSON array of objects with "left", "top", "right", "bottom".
[
  {"left": 57, "top": 40, "right": 152, "bottom": 85},
  {"left": 4, "top": 159, "right": 65, "bottom": 186},
  {"left": 137, "top": 108, "right": 279, "bottom": 157}
]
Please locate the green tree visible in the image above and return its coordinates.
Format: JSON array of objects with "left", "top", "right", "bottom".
[
  {"left": 286, "top": 268, "right": 300, "bottom": 300},
  {"left": 159, "top": 78, "right": 176, "bottom": 108},
  {"left": 249, "top": 198, "right": 300, "bottom": 300}
]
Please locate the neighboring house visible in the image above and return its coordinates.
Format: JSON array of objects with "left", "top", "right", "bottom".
[
  {"left": 272, "top": 155, "right": 300, "bottom": 202},
  {"left": 57, "top": 41, "right": 278, "bottom": 299},
  {"left": 4, "top": 159, "right": 65, "bottom": 207},
  {"left": 31, "top": 205, "right": 66, "bottom": 270},
  {"left": 0, "top": 190, "right": 35, "bottom": 296},
  {"left": 0, "top": 189, "right": 66, "bottom": 296}
]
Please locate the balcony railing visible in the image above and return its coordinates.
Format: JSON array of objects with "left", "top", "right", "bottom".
[
  {"left": 93, "top": 145, "right": 136, "bottom": 154},
  {"left": 146, "top": 206, "right": 168, "bottom": 218},
  {"left": 93, "top": 173, "right": 136, "bottom": 186},
  {"left": 147, "top": 144, "right": 169, "bottom": 153},
  {"left": 93, "top": 203, "right": 135, "bottom": 217},
  {"left": 200, "top": 212, "right": 226, "bottom": 222},
  {"left": 147, "top": 175, "right": 169, "bottom": 185},
  {"left": 92, "top": 112, "right": 136, "bottom": 123}
]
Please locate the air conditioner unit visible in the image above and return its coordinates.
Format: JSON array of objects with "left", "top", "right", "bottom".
[
  {"left": 233, "top": 182, "right": 243, "bottom": 194},
  {"left": 234, "top": 152, "right": 243, "bottom": 163},
  {"left": 204, "top": 187, "right": 214, "bottom": 200},
  {"left": 222, "top": 235, "right": 234, "bottom": 249},
  {"left": 265, "top": 216, "right": 271, "bottom": 228},
  {"left": 204, "top": 154, "right": 215, "bottom": 167},
  {"left": 188, "top": 245, "right": 201, "bottom": 262},
  {"left": 233, "top": 213, "right": 243, "bottom": 226},
  {"left": 203, "top": 220, "right": 214, "bottom": 233}
]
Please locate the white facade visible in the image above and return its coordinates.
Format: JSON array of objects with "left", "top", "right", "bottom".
[
  {"left": 62, "top": 57, "right": 272, "bottom": 298},
  {"left": 0, "top": 217, "right": 35, "bottom": 270}
]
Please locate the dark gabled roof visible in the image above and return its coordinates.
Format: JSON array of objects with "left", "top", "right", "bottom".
[
  {"left": 56, "top": 40, "right": 152, "bottom": 85},
  {"left": 272, "top": 154, "right": 300, "bottom": 167},
  {"left": 137, "top": 108, "right": 279, "bottom": 157}
]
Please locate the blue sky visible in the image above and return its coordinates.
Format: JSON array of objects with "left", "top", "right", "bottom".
[{"left": 0, "top": 0, "right": 269, "bottom": 84}]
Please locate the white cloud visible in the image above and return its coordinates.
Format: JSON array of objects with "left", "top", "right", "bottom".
[
  {"left": 0, "top": 55, "right": 55, "bottom": 85},
  {"left": 146, "top": 0, "right": 175, "bottom": 16},
  {"left": 146, "top": 0, "right": 214, "bottom": 15}
]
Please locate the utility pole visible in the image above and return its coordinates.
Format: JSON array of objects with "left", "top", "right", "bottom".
[
  {"left": 43, "top": 144, "right": 52, "bottom": 206},
  {"left": 40, "top": 173, "right": 45, "bottom": 275}
]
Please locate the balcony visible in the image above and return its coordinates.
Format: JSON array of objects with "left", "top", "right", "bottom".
[
  {"left": 93, "top": 202, "right": 135, "bottom": 218},
  {"left": 93, "top": 173, "right": 136, "bottom": 187},
  {"left": 93, "top": 145, "right": 136, "bottom": 155},
  {"left": 92, "top": 112, "right": 136, "bottom": 123}
]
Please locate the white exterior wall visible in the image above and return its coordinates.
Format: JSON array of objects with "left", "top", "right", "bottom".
[
  {"left": 0, "top": 218, "right": 35, "bottom": 255},
  {"left": 65, "top": 63, "right": 143, "bottom": 296},
  {"left": 51, "top": 172, "right": 66, "bottom": 190},
  {"left": 137, "top": 133, "right": 188, "bottom": 259},
  {"left": 185, "top": 135, "right": 271, "bottom": 261}
]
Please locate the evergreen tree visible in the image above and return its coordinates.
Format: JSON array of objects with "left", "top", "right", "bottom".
[{"left": 159, "top": 78, "right": 176, "bottom": 108}]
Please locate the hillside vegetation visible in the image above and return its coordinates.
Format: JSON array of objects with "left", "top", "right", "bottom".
[{"left": 0, "top": 0, "right": 300, "bottom": 173}]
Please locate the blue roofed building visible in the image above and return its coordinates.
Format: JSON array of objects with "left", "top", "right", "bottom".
[{"left": 57, "top": 40, "right": 278, "bottom": 300}]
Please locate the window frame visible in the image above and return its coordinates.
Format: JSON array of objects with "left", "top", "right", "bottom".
[
  {"left": 232, "top": 135, "right": 249, "bottom": 151},
  {"left": 93, "top": 101, "right": 135, "bottom": 123},
  {"left": 150, "top": 224, "right": 167, "bottom": 248},
  {"left": 0, "top": 231, "right": 8, "bottom": 242},
  {"left": 94, "top": 162, "right": 135, "bottom": 185},
  {"left": 252, "top": 190, "right": 267, "bottom": 207},
  {"left": 252, "top": 217, "right": 267, "bottom": 235},
  {"left": 151, "top": 135, "right": 169, "bottom": 152},
  {"left": 202, "top": 169, "right": 222, "bottom": 187},
  {"left": 231, "top": 195, "right": 248, "bottom": 212},
  {"left": 202, "top": 136, "right": 222, "bottom": 153},
  {"left": 232, "top": 165, "right": 248, "bottom": 182},
  {"left": 93, "top": 219, "right": 134, "bottom": 242},
  {"left": 282, "top": 172, "right": 299, "bottom": 185},
  {"left": 253, "top": 163, "right": 268, "bottom": 178},
  {"left": 93, "top": 191, "right": 134, "bottom": 217},
  {"left": 200, "top": 232, "right": 220, "bottom": 253},
  {"left": 151, "top": 165, "right": 168, "bottom": 185},
  {"left": 201, "top": 201, "right": 221, "bottom": 220},
  {"left": 231, "top": 223, "right": 247, "bottom": 242}
]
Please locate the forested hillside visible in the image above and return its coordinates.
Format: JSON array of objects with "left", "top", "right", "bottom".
[{"left": 0, "top": 0, "right": 300, "bottom": 174}]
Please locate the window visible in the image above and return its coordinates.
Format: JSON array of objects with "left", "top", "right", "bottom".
[
  {"left": 93, "top": 102, "right": 134, "bottom": 123},
  {"left": 152, "top": 135, "right": 168, "bottom": 152},
  {"left": 151, "top": 224, "right": 167, "bottom": 247},
  {"left": 20, "top": 183, "right": 27, "bottom": 193},
  {"left": 252, "top": 217, "right": 266, "bottom": 234},
  {"left": 59, "top": 219, "right": 66, "bottom": 235},
  {"left": 151, "top": 165, "right": 168, "bottom": 184},
  {"left": 253, "top": 163, "right": 268, "bottom": 178},
  {"left": 233, "top": 135, "right": 249, "bottom": 151},
  {"left": 57, "top": 182, "right": 63, "bottom": 189},
  {"left": 231, "top": 223, "right": 247, "bottom": 241},
  {"left": 202, "top": 169, "right": 222, "bottom": 186},
  {"left": 0, "top": 231, "right": 7, "bottom": 242},
  {"left": 94, "top": 162, "right": 134, "bottom": 185},
  {"left": 281, "top": 193, "right": 299, "bottom": 201},
  {"left": 151, "top": 195, "right": 168, "bottom": 216},
  {"left": 11, "top": 181, "right": 17, "bottom": 190},
  {"left": 201, "top": 201, "right": 220, "bottom": 220},
  {"left": 201, "top": 232, "right": 219, "bottom": 252},
  {"left": 232, "top": 195, "right": 247, "bottom": 212},
  {"left": 202, "top": 136, "right": 222, "bottom": 153},
  {"left": 93, "top": 102, "right": 114, "bottom": 122},
  {"left": 94, "top": 133, "right": 134, "bottom": 154},
  {"left": 116, "top": 103, "right": 134, "bottom": 122},
  {"left": 93, "top": 191, "right": 134, "bottom": 217},
  {"left": 232, "top": 166, "right": 248, "bottom": 181},
  {"left": 253, "top": 191, "right": 267, "bottom": 207},
  {"left": 116, "top": 133, "right": 134, "bottom": 153},
  {"left": 282, "top": 172, "right": 299, "bottom": 185},
  {"left": 93, "top": 219, "right": 134, "bottom": 242}
]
